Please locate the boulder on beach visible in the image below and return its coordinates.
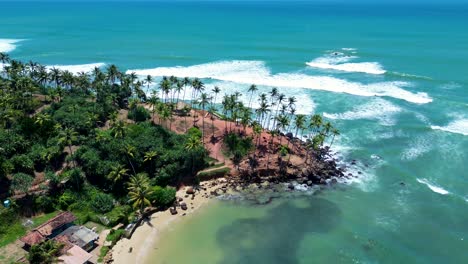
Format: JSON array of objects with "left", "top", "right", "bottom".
[
  {"left": 180, "top": 203, "right": 188, "bottom": 210},
  {"left": 170, "top": 208, "right": 178, "bottom": 215},
  {"left": 186, "top": 187, "right": 195, "bottom": 195}
]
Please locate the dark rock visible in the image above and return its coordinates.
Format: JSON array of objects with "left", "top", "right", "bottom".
[
  {"left": 180, "top": 203, "right": 188, "bottom": 210},
  {"left": 170, "top": 208, "right": 178, "bottom": 215},
  {"left": 331, "top": 178, "right": 338, "bottom": 184},
  {"left": 358, "top": 171, "right": 362, "bottom": 175},
  {"left": 186, "top": 187, "right": 195, "bottom": 195},
  {"left": 288, "top": 183, "right": 295, "bottom": 190},
  {"left": 307, "top": 181, "right": 313, "bottom": 186},
  {"left": 286, "top": 132, "right": 293, "bottom": 139}
]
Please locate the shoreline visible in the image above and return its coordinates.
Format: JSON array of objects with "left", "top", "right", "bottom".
[{"left": 111, "top": 180, "right": 222, "bottom": 264}]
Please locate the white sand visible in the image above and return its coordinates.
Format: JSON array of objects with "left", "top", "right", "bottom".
[{"left": 111, "top": 182, "right": 222, "bottom": 264}]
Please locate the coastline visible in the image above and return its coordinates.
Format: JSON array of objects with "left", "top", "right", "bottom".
[{"left": 111, "top": 181, "right": 221, "bottom": 264}]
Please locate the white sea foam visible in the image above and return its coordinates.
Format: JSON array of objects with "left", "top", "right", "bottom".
[
  {"left": 416, "top": 178, "right": 450, "bottom": 195},
  {"left": 306, "top": 53, "right": 386, "bottom": 75},
  {"left": 46, "top": 63, "right": 105, "bottom": 74},
  {"left": 401, "top": 135, "right": 432, "bottom": 161},
  {"left": 342, "top": 48, "right": 357, "bottom": 51},
  {"left": 431, "top": 118, "right": 468, "bottom": 136},
  {"left": 127, "top": 60, "right": 432, "bottom": 104},
  {"left": 0, "top": 39, "right": 22, "bottom": 53},
  {"left": 323, "top": 98, "right": 402, "bottom": 126}
]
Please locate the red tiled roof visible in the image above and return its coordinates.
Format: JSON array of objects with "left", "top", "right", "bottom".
[
  {"left": 20, "top": 231, "right": 45, "bottom": 246},
  {"left": 20, "top": 212, "right": 76, "bottom": 246},
  {"left": 35, "top": 212, "right": 76, "bottom": 237}
]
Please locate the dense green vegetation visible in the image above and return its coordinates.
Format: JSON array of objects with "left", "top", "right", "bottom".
[{"left": 0, "top": 53, "right": 209, "bottom": 250}]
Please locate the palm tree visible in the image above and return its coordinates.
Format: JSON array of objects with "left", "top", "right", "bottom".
[
  {"left": 49, "top": 67, "right": 61, "bottom": 88},
  {"left": 58, "top": 127, "right": 78, "bottom": 167},
  {"left": 185, "top": 135, "right": 202, "bottom": 175},
  {"left": 212, "top": 86, "right": 221, "bottom": 109},
  {"left": 128, "top": 173, "right": 153, "bottom": 214},
  {"left": 247, "top": 84, "right": 258, "bottom": 109},
  {"left": 175, "top": 79, "right": 184, "bottom": 108},
  {"left": 34, "top": 113, "right": 51, "bottom": 127},
  {"left": 107, "top": 164, "right": 129, "bottom": 183},
  {"left": 159, "top": 77, "right": 171, "bottom": 103},
  {"left": 148, "top": 95, "right": 159, "bottom": 123},
  {"left": 124, "top": 144, "right": 137, "bottom": 175},
  {"left": 329, "top": 127, "right": 340, "bottom": 148},
  {"left": 145, "top": 75, "right": 153, "bottom": 94},
  {"left": 294, "top": 114, "right": 306, "bottom": 138},
  {"left": 106, "top": 64, "right": 119, "bottom": 84},
  {"left": 144, "top": 150, "right": 158, "bottom": 175},
  {"left": 198, "top": 93, "right": 210, "bottom": 144},
  {"left": 0, "top": 52, "right": 10, "bottom": 64},
  {"left": 191, "top": 78, "right": 204, "bottom": 108},
  {"left": 111, "top": 120, "right": 126, "bottom": 138}
]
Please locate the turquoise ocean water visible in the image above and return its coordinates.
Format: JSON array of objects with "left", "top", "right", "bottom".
[{"left": 1, "top": 1, "right": 468, "bottom": 263}]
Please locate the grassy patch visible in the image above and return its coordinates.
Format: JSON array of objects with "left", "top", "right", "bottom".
[
  {"left": 84, "top": 221, "right": 107, "bottom": 233},
  {"left": 98, "top": 246, "right": 110, "bottom": 263},
  {"left": 197, "top": 167, "right": 231, "bottom": 181},
  {"left": 0, "top": 211, "right": 59, "bottom": 247}
]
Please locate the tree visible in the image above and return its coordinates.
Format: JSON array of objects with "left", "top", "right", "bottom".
[
  {"left": 128, "top": 173, "right": 153, "bottom": 214},
  {"left": 111, "top": 120, "right": 126, "bottom": 138},
  {"left": 198, "top": 93, "right": 210, "bottom": 144},
  {"left": 329, "top": 127, "right": 340, "bottom": 148},
  {"left": 212, "top": 86, "right": 221, "bottom": 108},
  {"left": 185, "top": 135, "right": 202, "bottom": 175},
  {"left": 27, "top": 240, "right": 64, "bottom": 264},
  {"left": 144, "top": 150, "right": 158, "bottom": 175},
  {"left": 0, "top": 52, "right": 10, "bottom": 64},
  {"left": 294, "top": 114, "right": 306, "bottom": 138},
  {"left": 247, "top": 84, "right": 258, "bottom": 109},
  {"left": 107, "top": 164, "right": 129, "bottom": 183},
  {"left": 58, "top": 127, "right": 78, "bottom": 167},
  {"left": 145, "top": 75, "right": 153, "bottom": 94}
]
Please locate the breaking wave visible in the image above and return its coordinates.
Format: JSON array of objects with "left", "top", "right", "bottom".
[
  {"left": 127, "top": 60, "right": 432, "bottom": 104},
  {"left": 323, "top": 98, "right": 402, "bottom": 126},
  {"left": 0, "top": 39, "right": 22, "bottom": 53},
  {"left": 416, "top": 178, "right": 450, "bottom": 195},
  {"left": 46, "top": 63, "right": 106, "bottom": 74},
  {"left": 431, "top": 118, "right": 468, "bottom": 136},
  {"left": 306, "top": 51, "right": 386, "bottom": 75}
]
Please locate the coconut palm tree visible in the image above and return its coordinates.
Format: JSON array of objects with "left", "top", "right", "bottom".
[
  {"left": 128, "top": 173, "right": 153, "bottom": 214},
  {"left": 145, "top": 75, "right": 153, "bottom": 94},
  {"left": 34, "top": 113, "right": 51, "bottom": 127},
  {"left": 124, "top": 144, "right": 137, "bottom": 175},
  {"left": 175, "top": 79, "right": 184, "bottom": 108},
  {"left": 58, "top": 127, "right": 78, "bottom": 167},
  {"left": 49, "top": 67, "right": 61, "bottom": 88},
  {"left": 247, "top": 84, "right": 258, "bottom": 109},
  {"left": 198, "top": 93, "right": 210, "bottom": 144},
  {"left": 191, "top": 78, "right": 204, "bottom": 108},
  {"left": 106, "top": 64, "right": 119, "bottom": 84},
  {"left": 212, "top": 86, "right": 221, "bottom": 108},
  {"left": 185, "top": 134, "right": 203, "bottom": 175},
  {"left": 293, "top": 114, "right": 306, "bottom": 138},
  {"left": 111, "top": 120, "right": 126, "bottom": 138},
  {"left": 107, "top": 164, "right": 129, "bottom": 183},
  {"left": 159, "top": 77, "right": 171, "bottom": 103},
  {"left": 329, "top": 127, "right": 340, "bottom": 148},
  {"left": 0, "top": 52, "right": 10, "bottom": 64},
  {"left": 144, "top": 150, "right": 158, "bottom": 175}
]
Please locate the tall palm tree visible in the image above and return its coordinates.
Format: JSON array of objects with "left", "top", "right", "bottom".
[
  {"left": 293, "top": 114, "right": 306, "bottom": 138},
  {"left": 49, "top": 67, "right": 61, "bottom": 88},
  {"left": 247, "top": 84, "right": 258, "bottom": 109},
  {"left": 212, "top": 86, "right": 221, "bottom": 109},
  {"left": 144, "top": 150, "right": 158, "bottom": 175},
  {"left": 185, "top": 135, "right": 202, "bottom": 175},
  {"left": 145, "top": 75, "right": 153, "bottom": 94},
  {"left": 329, "top": 127, "right": 340, "bottom": 148},
  {"left": 191, "top": 78, "right": 204, "bottom": 108},
  {"left": 128, "top": 173, "right": 153, "bottom": 214},
  {"left": 198, "top": 93, "right": 210, "bottom": 144},
  {"left": 58, "top": 127, "right": 78, "bottom": 167},
  {"left": 175, "top": 79, "right": 184, "bottom": 108}
]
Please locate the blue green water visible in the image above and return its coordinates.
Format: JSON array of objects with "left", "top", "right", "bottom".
[{"left": 2, "top": 1, "right": 468, "bottom": 263}]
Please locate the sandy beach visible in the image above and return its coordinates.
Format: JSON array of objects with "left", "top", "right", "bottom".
[{"left": 111, "top": 181, "right": 222, "bottom": 264}]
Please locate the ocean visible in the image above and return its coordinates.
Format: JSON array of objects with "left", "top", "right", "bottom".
[{"left": 1, "top": 1, "right": 467, "bottom": 263}]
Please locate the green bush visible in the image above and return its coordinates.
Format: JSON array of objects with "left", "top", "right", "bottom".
[
  {"left": 223, "top": 133, "right": 253, "bottom": 158},
  {"left": 91, "top": 193, "right": 114, "bottom": 213},
  {"left": 58, "top": 192, "right": 75, "bottom": 210},
  {"left": 128, "top": 106, "right": 150, "bottom": 122},
  {"left": 35, "top": 196, "right": 56, "bottom": 213},
  {"left": 10, "top": 172, "right": 34, "bottom": 194},
  {"left": 106, "top": 229, "right": 125, "bottom": 245},
  {"left": 148, "top": 186, "right": 176, "bottom": 207},
  {"left": 187, "top": 127, "right": 202, "bottom": 139}
]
